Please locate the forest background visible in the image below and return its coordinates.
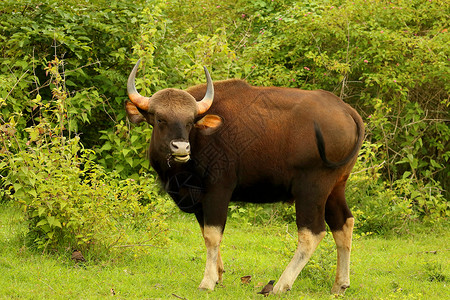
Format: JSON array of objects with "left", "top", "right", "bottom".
[{"left": 0, "top": 0, "right": 448, "bottom": 263}]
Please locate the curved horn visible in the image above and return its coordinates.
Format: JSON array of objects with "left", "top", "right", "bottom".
[
  {"left": 196, "top": 66, "right": 214, "bottom": 114},
  {"left": 127, "top": 59, "right": 151, "bottom": 111}
]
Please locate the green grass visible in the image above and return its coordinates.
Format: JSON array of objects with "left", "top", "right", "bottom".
[{"left": 0, "top": 203, "right": 448, "bottom": 299}]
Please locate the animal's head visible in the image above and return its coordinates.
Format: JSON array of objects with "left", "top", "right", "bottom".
[{"left": 125, "top": 59, "right": 223, "bottom": 164}]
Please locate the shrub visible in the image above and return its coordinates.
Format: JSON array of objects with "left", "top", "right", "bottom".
[
  {"left": 0, "top": 55, "right": 170, "bottom": 254},
  {"left": 1, "top": 116, "right": 169, "bottom": 253},
  {"left": 2, "top": 136, "right": 168, "bottom": 253},
  {"left": 0, "top": 0, "right": 157, "bottom": 149},
  {"left": 347, "top": 141, "right": 449, "bottom": 234}
]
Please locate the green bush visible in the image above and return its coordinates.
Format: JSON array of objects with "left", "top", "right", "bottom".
[
  {"left": 1, "top": 123, "right": 169, "bottom": 253},
  {"left": 0, "top": 0, "right": 157, "bottom": 148},
  {"left": 96, "top": 121, "right": 153, "bottom": 180},
  {"left": 347, "top": 141, "right": 449, "bottom": 234},
  {"left": 2, "top": 137, "right": 168, "bottom": 253},
  {"left": 0, "top": 55, "right": 170, "bottom": 254}
]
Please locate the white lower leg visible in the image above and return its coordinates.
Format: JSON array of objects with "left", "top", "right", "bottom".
[
  {"left": 331, "top": 217, "right": 354, "bottom": 294},
  {"left": 273, "top": 229, "right": 326, "bottom": 294},
  {"left": 198, "top": 226, "right": 222, "bottom": 290}
]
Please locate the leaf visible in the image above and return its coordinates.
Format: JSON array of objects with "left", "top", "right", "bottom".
[
  {"left": 125, "top": 156, "right": 134, "bottom": 167},
  {"left": 100, "top": 143, "right": 112, "bottom": 152},
  {"left": 54, "top": 219, "right": 62, "bottom": 228},
  {"left": 122, "top": 148, "right": 131, "bottom": 157},
  {"left": 59, "top": 201, "right": 68, "bottom": 210},
  {"left": 47, "top": 215, "right": 61, "bottom": 228},
  {"left": 130, "top": 135, "right": 139, "bottom": 144},
  {"left": 406, "top": 154, "right": 418, "bottom": 170},
  {"left": 116, "top": 164, "right": 124, "bottom": 173},
  {"left": 13, "top": 183, "right": 23, "bottom": 193},
  {"left": 38, "top": 206, "right": 46, "bottom": 216},
  {"left": 28, "top": 128, "right": 40, "bottom": 142},
  {"left": 241, "top": 275, "right": 252, "bottom": 284},
  {"left": 430, "top": 159, "right": 441, "bottom": 169},
  {"left": 36, "top": 219, "right": 48, "bottom": 227},
  {"left": 410, "top": 191, "right": 421, "bottom": 200}
]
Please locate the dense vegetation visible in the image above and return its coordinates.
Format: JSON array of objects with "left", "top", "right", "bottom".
[{"left": 0, "top": 0, "right": 448, "bottom": 254}]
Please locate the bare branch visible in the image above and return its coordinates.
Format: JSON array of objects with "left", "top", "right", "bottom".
[{"left": 4, "top": 70, "right": 29, "bottom": 102}]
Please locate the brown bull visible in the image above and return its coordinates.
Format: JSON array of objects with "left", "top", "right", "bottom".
[{"left": 125, "top": 59, "right": 364, "bottom": 295}]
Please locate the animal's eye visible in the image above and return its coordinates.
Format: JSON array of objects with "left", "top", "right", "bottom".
[{"left": 156, "top": 118, "right": 167, "bottom": 129}]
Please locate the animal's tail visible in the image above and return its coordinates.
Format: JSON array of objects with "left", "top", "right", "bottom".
[{"left": 314, "top": 112, "right": 364, "bottom": 169}]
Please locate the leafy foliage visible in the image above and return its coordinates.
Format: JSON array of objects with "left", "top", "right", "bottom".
[
  {"left": 3, "top": 136, "right": 168, "bottom": 252},
  {"left": 348, "top": 141, "right": 449, "bottom": 234},
  {"left": 0, "top": 0, "right": 154, "bottom": 148},
  {"left": 0, "top": 54, "right": 170, "bottom": 254}
]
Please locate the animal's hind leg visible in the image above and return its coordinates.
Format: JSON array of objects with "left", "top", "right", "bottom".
[
  {"left": 273, "top": 181, "right": 328, "bottom": 294},
  {"left": 325, "top": 182, "right": 354, "bottom": 295}
]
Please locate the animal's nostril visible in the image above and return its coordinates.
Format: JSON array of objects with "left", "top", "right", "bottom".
[{"left": 170, "top": 140, "right": 190, "bottom": 154}]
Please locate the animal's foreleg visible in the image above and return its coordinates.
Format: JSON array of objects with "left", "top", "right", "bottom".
[
  {"left": 198, "top": 225, "right": 223, "bottom": 290},
  {"left": 273, "top": 228, "right": 325, "bottom": 294}
]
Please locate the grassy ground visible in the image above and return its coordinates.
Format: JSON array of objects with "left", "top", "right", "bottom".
[{"left": 0, "top": 203, "right": 448, "bottom": 299}]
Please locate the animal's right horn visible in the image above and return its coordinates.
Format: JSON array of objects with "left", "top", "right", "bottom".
[{"left": 127, "top": 59, "right": 151, "bottom": 111}]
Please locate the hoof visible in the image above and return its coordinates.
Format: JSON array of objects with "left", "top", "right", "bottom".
[
  {"left": 331, "top": 284, "right": 349, "bottom": 295},
  {"left": 272, "top": 282, "right": 291, "bottom": 295},
  {"left": 198, "top": 279, "right": 217, "bottom": 291}
]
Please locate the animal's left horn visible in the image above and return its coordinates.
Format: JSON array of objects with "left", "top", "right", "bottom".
[
  {"left": 196, "top": 66, "right": 214, "bottom": 114},
  {"left": 127, "top": 59, "right": 151, "bottom": 111}
]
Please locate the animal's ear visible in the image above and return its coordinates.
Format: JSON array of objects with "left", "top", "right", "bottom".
[
  {"left": 125, "top": 101, "right": 147, "bottom": 124},
  {"left": 195, "top": 114, "right": 223, "bottom": 135}
]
